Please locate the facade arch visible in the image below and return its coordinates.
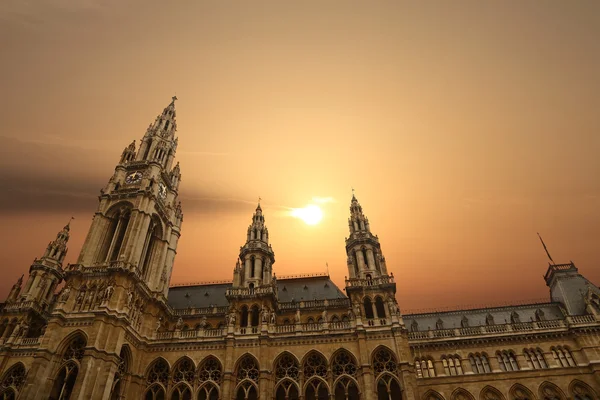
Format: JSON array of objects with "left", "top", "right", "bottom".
[
  {"left": 49, "top": 332, "right": 87, "bottom": 399},
  {"left": 371, "top": 346, "right": 398, "bottom": 377},
  {"left": 197, "top": 381, "right": 220, "bottom": 400},
  {"left": 235, "top": 354, "right": 260, "bottom": 386},
  {"left": 109, "top": 344, "right": 132, "bottom": 400},
  {"left": 302, "top": 350, "right": 328, "bottom": 380},
  {"left": 144, "top": 382, "right": 166, "bottom": 400},
  {"left": 172, "top": 356, "right": 195, "bottom": 384},
  {"left": 539, "top": 382, "right": 567, "bottom": 400},
  {"left": 170, "top": 381, "right": 193, "bottom": 400},
  {"left": 423, "top": 389, "right": 446, "bottom": 400},
  {"left": 569, "top": 380, "right": 598, "bottom": 400},
  {"left": 451, "top": 388, "right": 475, "bottom": 400},
  {"left": 234, "top": 379, "right": 258, "bottom": 400},
  {"left": 0, "top": 362, "right": 27, "bottom": 396},
  {"left": 480, "top": 386, "right": 506, "bottom": 400},
  {"left": 375, "top": 373, "right": 402, "bottom": 400},
  {"left": 145, "top": 357, "right": 171, "bottom": 387},
  {"left": 510, "top": 384, "right": 536, "bottom": 400},
  {"left": 198, "top": 355, "right": 223, "bottom": 385},
  {"left": 333, "top": 375, "right": 359, "bottom": 400},
  {"left": 330, "top": 348, "right": 358, "bottom": 378},
  {"left": 274, "top": 351, "right": 300, "bottom": 382},
  {"left": 275, "top": 378, "right": 300, "bottom": 400},
  {"left": 304, "top": 376, "right": 329, "bottom": 400}
]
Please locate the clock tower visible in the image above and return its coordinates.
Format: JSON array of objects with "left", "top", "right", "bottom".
[{"left": 75, "top": 96, "right": 183, "bottom": 295}]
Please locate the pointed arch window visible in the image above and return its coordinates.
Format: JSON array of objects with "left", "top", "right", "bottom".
[
  {"left": 441, "top": 355, "right": 463, "bottom": 376},
  {"left": 361, "top": 248, "right": 369, "bottom": 269},
  {"left": 49, "top": 334, "right": 87, "bottom": 400},
  {"left": 0, "top": 363, "right": 26, "bottom": 399},
  {"left": 172, "top": 358, "right": 195, "bottom": 384},
  {"left": 334, "top": 376, "right": 359, "bottom": 400},
  {"left": 523, "top": 348, "right": 547, "bottom": 369},
  {"left": 235, "top": 355, "right": 259, "bottom": 400},
  {"left": 468, "top": 353, "right": 490, "bottom": 374},
  {"left": 363, "top": 298, "right": 374, "bottom": 319},
  {"left": 551, "top": 346, "right": 576, "bottom": 367},
  {"left": 250, "top": 305, "right": 260, "bottom": 327},
  {"left": 144, "top": 358, "right": 169, "bottom": 400},
  {"left": 109, "top": 346, "right": 130, "bottom": 400},
  {"left": 140, "top": 217, "right": 162, "bottom": 277},
  {"left": 303, "top": 352, "right": 327, "bottom": 380},
  {"left": 415, "top": 357, "right": 435, "bottom": 378},
  {"left": 240, "top": 306, "right": 249, "bottom": 327},
  {"left": 496, "top": 350, "right": 519, "bottom": 372},
  {"left": 305, "top": 379, "right": 329, "bottom": 400},
  {"left": 274, "top": 353, "right": 300, "bottom": 400},
  {"left": 376, "top": 375, "right": 401, "bottom": 400},
  {"left": 374, "top": 297, "right": 386, "bottom": 319},
  {"left": 98, "top": 206, "right": 132, "bottom": 263}
]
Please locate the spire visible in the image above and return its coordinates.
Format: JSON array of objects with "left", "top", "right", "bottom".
[
  {"left": 537, "top": 232, "right": 555, "bottom": 265},
  {"left": 348, "top": 192, "right": 369, "bottom": 234}
]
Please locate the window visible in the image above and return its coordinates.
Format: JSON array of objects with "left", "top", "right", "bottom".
[
  {"left": 523, "top": 348, "right": 547, "bottom": 369},
  {"left": 496, "top": 350, "right": 519, "bottom": 371},
  {"left": 468, "top": 353, "right": 490, "bottom": 374},
  {"left": 331, "top": 350, "right": 358, "bottom": 378},
  {"left": 235, "top": 355, "right": 259, "bottom": 400},
  {"left": 415, "top": 358, "right": 435, "bottom": 378},
  {"left": 375, "top": 297, "right": 386, "bottom": 319},
  {"left": 441, "top": 355, "right": 463, "bottom": 376},
  {"left": 144, "top": 357, "right": 169, "bottom": 400},
  {"left": 551, "top": 346, "right": 576, "bottom": 367},
  {"left": 363, "top": 298, "right": 374, "bottom": 319},
  {"left": 411, "top": 320, "right": 419, "bottom": 332},
  {"left": 49, "top": 334, "right": 87, "bottom": 400},
  {"left": 436, "top": 319, "right": 444, "bottom": 330},
  {"left": 0, "top": 363, "right": 26, "bottom": 398}
]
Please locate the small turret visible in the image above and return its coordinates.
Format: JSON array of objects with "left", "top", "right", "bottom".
[{"left": 5, "top": 275, "right": 24, "bottom": 303}]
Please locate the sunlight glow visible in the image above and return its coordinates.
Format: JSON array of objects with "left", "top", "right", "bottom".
[{"left": 290, "top": 204, "right": 323, "bottom": 225}]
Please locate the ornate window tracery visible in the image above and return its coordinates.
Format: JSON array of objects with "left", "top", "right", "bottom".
[
  {"left": 372, "top": 348, "right": 398, "bottom": 377},
  {"left": 171, "top": 383, "right": 192, "bottom": 400},
  {"left": 275, "top": 353, "right": 300, "bottom": 381},
  {"left": 146, "top": 358, "right": 170, "bottom": 387},
  {"left": 305, "top": 378, "right": 329, "bottom": 400},
  {"left": 303, "top": 352, "right": 328, "bottom": 379},
  {"left": 173, "top": 358, "right": 195, "bottom": 384},
  {"left": 481, "top": 386, "right": 505, "bottom": 400},
  {"left": 49, "top": 334, "right": 87, "bottom": 400},
  {"left": 509, "top": 384, "right": 535, "bottom": 400},
  {"left": 376, "top": 374, "right": 401, "bottom": 400},
  {"left": 571, "top": 381, "right": 597, "bottom": 400},
  {"left": 334, "top": 376, "right": 359, "bottom": 400},
  {"left": 198, "top": 357, "right": 223, "bottom": 384},
  {"left": 540, "top": 382, "right": 566, "bottom": 400},
  {"left": 331, "top": 350, "right": 357, "bottom": 378},
  {"left": 0, "top": 363, "right": 26, "bottom": 396},
  {"left": 198, "top": 382, "right": 219, "bottom": 400},
  {"left": 236, "top": 355, "right": 259, "bottom": 383}
]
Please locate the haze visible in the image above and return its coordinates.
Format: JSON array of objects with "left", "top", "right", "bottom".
[{"left": 1, "top": 1, "right": 599, "bottom": 312}]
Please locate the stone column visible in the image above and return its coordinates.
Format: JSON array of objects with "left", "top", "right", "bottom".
[{"left": 366, "top": 249, "right": 376, "bottom": 270}]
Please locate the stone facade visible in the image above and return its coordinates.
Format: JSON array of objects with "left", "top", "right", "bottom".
[{"left": 0, "top": 98, "right": 599, "bottom": 400}]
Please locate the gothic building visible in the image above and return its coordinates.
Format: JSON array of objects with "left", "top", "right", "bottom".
[{"left": 0, "top": 98, "right": 599, "bottom": 400}]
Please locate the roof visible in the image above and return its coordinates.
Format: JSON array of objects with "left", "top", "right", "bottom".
[
  {"left": 167, "top": 275, "right": 346, "bottom": 310},
  {"left": 404, "top": 302, "right": 565, "bottom": 331}
]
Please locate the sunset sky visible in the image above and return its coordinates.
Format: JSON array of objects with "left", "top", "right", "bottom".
[{"left": 1, "top": 1, "right": 599, "bottom": 312}]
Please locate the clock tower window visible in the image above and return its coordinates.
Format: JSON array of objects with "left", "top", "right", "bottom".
[
  {"left": 140, "top": 217, "right": 163, "bottom": 277},
  {"left": 96, "top": 206, "right": 132, "bottom": 263}
]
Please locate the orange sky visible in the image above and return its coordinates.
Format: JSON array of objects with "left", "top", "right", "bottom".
[{"left": 1, "top": 1, "right": 599, "bottom": 312}]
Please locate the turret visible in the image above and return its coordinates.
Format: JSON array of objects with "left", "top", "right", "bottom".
[
  {"left": 234, "top": 201, "right": 275, "bottom": 289},
  {"left": 5, "top": 275, "right": 24, "bottom": 303}
]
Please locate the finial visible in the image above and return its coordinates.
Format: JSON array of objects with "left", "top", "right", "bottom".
[
  {"left": 65, "top": 216, "right": 74, "bottom": 230},
  {"left": 172, "top": 95, "right": 178, "bottom": 102},
  {"left": 537, "top": 232, "right": 555, "bottom": 265}
]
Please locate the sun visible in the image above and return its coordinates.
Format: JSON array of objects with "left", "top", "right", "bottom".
[{"left": 291, "top": 204, "right": 323, "bottom": 225}]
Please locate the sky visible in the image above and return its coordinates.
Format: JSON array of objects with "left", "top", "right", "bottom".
[{"left": 0, "top": 0, "right": 599, "bottom": 313}]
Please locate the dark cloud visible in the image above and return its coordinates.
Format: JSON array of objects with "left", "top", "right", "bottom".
[{"left": 0, "top": 136, "right": 254, "bottom": 215}]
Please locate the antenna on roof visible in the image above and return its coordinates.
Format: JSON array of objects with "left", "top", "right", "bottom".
[
  {"left": 326, "top": 262, "right": 329, "bottom": 276},
  {"left": 537, "top": 232, "right": 555, "bottom": 265}
]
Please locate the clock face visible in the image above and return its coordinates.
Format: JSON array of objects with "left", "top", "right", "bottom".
[
  {"left": 158, "top": 183, "right": 167, "bottom": 199},
  {"left": 125, "top": 171, "right": 142, "bottom": 184}
]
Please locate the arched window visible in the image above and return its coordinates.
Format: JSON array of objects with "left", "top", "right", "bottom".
[
  {"left": 415, "top": 358, "right": 435, "bottom": 378},
  {"left": 240, "top": 306, "right": 249, "bottom": 327},
  {"left": 140, "top": 217, "right": 162, "bottom": 277},
  {"left": 362, "top": 249, "right": 369, "bottom": 268},
  {"left": 481, "top": 386, "right": 505, "bottom": 400},
  {"left": 303, "top": 351, "right": 328, "bottom": 381},
  {"left": 235, "top": 355, "right": 259, "bottom": 400},
  {"left": 374, "top": 297, "right": 386, "bottom": 319},
  {"left": 539, "top": 382, "right": 566, "bottom": 400},
  {"left": 144, "top": 358, "right": 169, "bottom": 400},
  {"left": 570, "top": 380, "right": 598, "bottom": 400},
  {"left": 109, "top": 346, "right": 130, "bottom": 400},
  {"left": 171, "top": 383, "right": 192, "bottom": 400},
  {"left": 198, "top": 357, "right": 222, "bottom": 400},
  {"left": 305, "top": 378, "right": 329, "bottom": 400},
  {"left": 451, "top": 389, "right": 475, "bottom": 400},
  {"left": 496, "top": 350, "right": 519, "bottom": 372},
  {"left": 376, "top": 375, "right": 401, "bottom": 400},
  {"left": 372, "top": 347, "right": 398, "bottom": 377},
  {"left": 510, "top": 312, "right": 520, "bottom": 324},
  {"left": 509, "top": 384, "right": 535, "bottom": 400},
  {"left": 334, "top": 376, "right": 359, "bottom": 400},
  {"left": 331, "top": 350, "right": 358, "bottom": 378},
  {"left": 0, "top": 363, "right": 26, "bottom": 399},
  {"left": 49, "top": 334, "right": 87, "bottom": 400},
  {"left": 98, "top": 206, "right": 132, "bottom": 263},
  {"left": 468, "top": 353, "right": 490, "bottom": 374},
  {"left": 274, "top": 353, "right": 300, "bottom": 400},
  {"left": 551, "top": 346, "right": 576, "bottom": 367},
  {"left": 250, "top": 305, "right": 260, "bottom": 327},
  {"left": 485, "top": 314, "right": 495, "bottom": 326},
  {"left": 172, "top": 357, "right": 195, "bottom": 384},
  {"left": 436, "top": 319, "right": 444, "bottom": 330},
  {"left": 363, "top": 298, "right": 374, "bottom": 319},
  {"left": 523, "top": 348, "right": 547, "bottom": 369},
  {"left": 442, "top": 355, "right": 463, "bottom": 376}
]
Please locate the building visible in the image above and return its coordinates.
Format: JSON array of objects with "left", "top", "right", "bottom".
[{"left": 0, "top": 98, "right": 599, "bottom": 400}]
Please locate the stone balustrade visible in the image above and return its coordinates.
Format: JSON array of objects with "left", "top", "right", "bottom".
[{"left": 345, "top": 275, "right": 394, "bottom": 288}]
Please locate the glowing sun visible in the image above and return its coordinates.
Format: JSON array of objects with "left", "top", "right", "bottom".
[{"left": 291, "top": 204, "right": 323, "bottom": 225}]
